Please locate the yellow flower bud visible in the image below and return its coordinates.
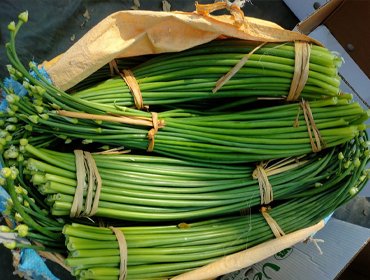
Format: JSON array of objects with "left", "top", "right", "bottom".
[
  {"left": 0, "top": 225, "right": 12, "bottom": 232},
  {"left": 15, "top": 224, "right": 28, "bottom": 237},
  {"left": 4, "top": 241, "right": 16, "bottom": 250},
  {"left": 18, "top": 11, "right": 29, "bottom": 23},
  {"left": 7, "top": 21, "right": 16, "bottom": 31},
  {"left": 15, "top": 212, "right": 23, "bottom": 222}
]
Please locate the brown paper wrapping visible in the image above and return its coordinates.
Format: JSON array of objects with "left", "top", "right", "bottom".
[
  {"left": 171, "top": 220, "right": 325, "bottom": 280},
  {"left": 44, "top": 9, "right": 321, "bottom": 91}
]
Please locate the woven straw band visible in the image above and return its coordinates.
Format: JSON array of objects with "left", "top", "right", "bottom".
[
  {"left": 121, "top": 69, "right": 144, "bottom": 110},
  {"left": 57, "top": 110, "right": 164, "bottom": 153},
  {"left": 261, "top": 206, "right": 285, "bottom": 238},
  {"left": 70, "top": 150, "right": 102, "bottom": 218},
  {"left": 109, "top": 60, "right": 144, "bottom": 110},
  {"left": 213, "top": 41, "right": 311, "bottom": 101},
  {"left": 109, "top": 59, "right": 119, "bottom": 77},
  {"left": 287, "top": 41, "right": 311, "bottom": 101},
  {"left": 110, "top": 227, "right": 127, "bottom": 280},
  {"left": 96, "top": 60, "right": 157, "bottom": 149},
  {"left": 252, "top": 157, "right": 308, "bottom": 205},
  {"left": 147, "top": 112, "right": 159, "bottom": 152},
  {"left": 94, "top": 146, "right": 131, "bottom": 155},
  {"left": 301, "top": 100, "right": 323, "bottom": 152},
  {"left": 195, "top": 1, "right": 246, "bottom": 28},
  {"left": 252, "top": 163, "right": 273, "bottom": 205},
  {"left": 213, "top": 42, "right": 267, "bottom": 94}
]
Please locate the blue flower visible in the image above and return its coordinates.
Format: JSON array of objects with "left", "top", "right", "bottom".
[
  {"left": 0, "top": 98, "right": 8, "bottom": 112},
  {"left": 0, "top": 88, "right": 9, "bottom": 111},
  {"left": 29, "top": 62, "right": 52, "bottom": 84},
  {"left": 0, "top": 186, "right": 10, "bottom": 212},
  {"left": 3, "top": 77, "right": 28, "bottom": 97}
]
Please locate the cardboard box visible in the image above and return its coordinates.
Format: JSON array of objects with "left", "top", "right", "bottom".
[
  {"left": 284, "top": 0, "right": 370, "bottom": 196},
  {"left": 292, "top": 0, "right": 369, "bottom": 78},
  {"left": 285, "top": 0, "right": 370, "bottom": 105},
  {"left": 220, "top": 218, "right": 370, "bottom": 280},
  {"left": 324, "top": 0, "right": 370, "bottom": 79},
  {"left": 293, "top": 0, "right": 344, "bottom": 34}
]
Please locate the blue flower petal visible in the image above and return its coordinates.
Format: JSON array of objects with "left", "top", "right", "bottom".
[
  {"left": 0, "top": 98, "right": 8, "bottom": 112},
  {"left": 29, "top": 63, "right": 52, "bottom": 84},
  {"left": 0, "top": 186, "right": 10, "bottom": 212},
  {"left": 3, "top": 77, "right": 28, "bottom": 97},
  {"left": 0, "top": 161, "right": 9, "bottom": 212}
]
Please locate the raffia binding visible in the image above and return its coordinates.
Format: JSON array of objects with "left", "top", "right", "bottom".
[
  {"left": 252, "top": 157, "right": 307, "bottom": 205},
  {"left": 93, "top": 146, "right": 131, "bottom": 155},
  {"left": 147, "top": 112, "right": 159, "bottom": 152},
  {"left": 294, "top": 105, "right": 301, "bottom": 128},
  {"left": 252, "top": 163, "right": 273, "bottom": 205},
  {"left": 213, "top": 42, "right": 267, "bottom": 93},
  {"left": 57, "top": 110, "right": 161, "bottom": 127},
  {"left": 120, "top": 69, "right": 145, "bottom": 110},
  {"left": 57, "top": 110, "right": 164, "bottom": 152},
  {"left": 287, "top": 41, "right": 311, "bottom": 101},
  {"left": 108, "top": 60, "right": 145, "bottom": 110},
  {"left": 110, "top": 227, "right": 128, "bottom": 280},
  {"left": 261, "top": 206, "right": 285, "bottom": 238},
  {"left": 301, "top": 100, "right": 323, "bottom": 152},
  {"left": 109, "top": 59, "right": 119, "bottom": 77},
  {"left": 70, "top": 150, "right": 102, "bottom": 218},
  {"left": 195, "top": 1, "right": 246, "bottom": 28}
]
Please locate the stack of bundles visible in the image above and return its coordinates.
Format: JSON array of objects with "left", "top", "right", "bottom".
[
  {"left": 63, "top": 138, "right": 368, "bottom": 279},
  {"left": 0, "top": 9, "right": 369, "bottom": 280},
  {"left": 21, "top": 142, "right": 364, "bottom": 222}
]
